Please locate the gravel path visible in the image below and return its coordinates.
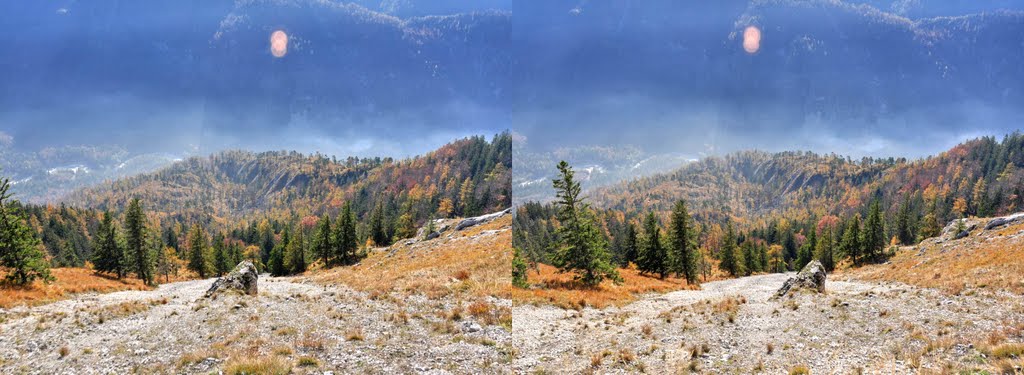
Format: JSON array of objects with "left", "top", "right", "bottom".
[
  {"left": 0, "top": 276, "right": 512, "bottom": 374},
  {"left": 514, "top": 273, "right": 1024, "bottom": 374}
]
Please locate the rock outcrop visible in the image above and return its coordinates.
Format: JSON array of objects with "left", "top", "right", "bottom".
[
  {"left": 984, "top": 212, "right": 1024, "bottom": 230},
  {"left": 775, "top": 260, "right": 826, "bottom": 298},
  {"left": 205, "top": 261, "right": 259, "bottom": 298},
  {"left": 455, "top": 208, "right": 512, "bottom": 231},
  {"left": 940, "top": 218, "right": 981, "bottom": 241}
]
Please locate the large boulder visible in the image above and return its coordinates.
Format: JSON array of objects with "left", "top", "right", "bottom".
[
  {"left": 205, "top": 260, "right": 259, "bottom": 298},
  {"left": 940, "top": 218, "right": 981, "bottom": 241},
  {"left": 775, "top": 260, "right": 826, "bottom": 298}
]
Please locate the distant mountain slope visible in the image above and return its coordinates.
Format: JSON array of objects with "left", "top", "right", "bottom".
[
  {"left": 513, "top": 138, "right": 695, "bottom": 205},
  {"left": 0, "top": 143, "right": 183, "bottom": 204},
  {"left": 588, "top": 134, "right": 1024, "bottom": 228},
  {"left": 64, "top": 133, "right": 511, "bottom": 228}
]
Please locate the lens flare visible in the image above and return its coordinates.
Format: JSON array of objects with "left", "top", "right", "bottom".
[
  {"left": 270, "top": 30, "right": 288, "bottom": 58},
  {"left": 743, "top": 26, "right": 761, "bottom": 54}
]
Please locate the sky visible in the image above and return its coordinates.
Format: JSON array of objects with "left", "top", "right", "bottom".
[
  {"left": 0, "top": 0, "right": 509, "bottom": 158},
  {"left": 1, "top": 0, "right": 1023, "bottom": 160},
  {"left": 507, "top": 0, "right": 1024, "bottom": 159}
]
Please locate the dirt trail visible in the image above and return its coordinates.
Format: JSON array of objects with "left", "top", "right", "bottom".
[
  {"left": 514, "top": 273, "right": 1023, "bottom": 374},
  {"left": 0, "top": 276, "right": 512, "bottom": 374}
]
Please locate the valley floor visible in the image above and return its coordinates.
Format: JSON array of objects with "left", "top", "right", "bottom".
[
  {"left": 0, "top": 275, "right": 512, "bottom": 374},
  {"left": 513, "top": 273, "right": 1024, "bottom": 374}
]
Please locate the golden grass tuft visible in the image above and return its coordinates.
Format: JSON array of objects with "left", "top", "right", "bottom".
[
  {"left": 512, "top": 263, "right": 701, "bottom": 309},
  {"left": 846, "top": 220, "right": 1024, "bottom": 295},
  {"left": 0, "top": 268, "right": 151, "bottom": 308},
  {"left": 223, "top": 356, "right": 291, "bottom": 375},
  {"left": 313, "top": 215, "right": 511, "bottom": 299},
  {"left": 788, "top": 364, "right": 810, "bottom": 375},
  {"left": 991, "top": 343, "right": 1024, "bottom": 359}
]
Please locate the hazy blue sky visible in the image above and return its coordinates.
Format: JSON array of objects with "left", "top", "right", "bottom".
[{"left": 2, "top": 0, "right": 1023, "bottom": 159}]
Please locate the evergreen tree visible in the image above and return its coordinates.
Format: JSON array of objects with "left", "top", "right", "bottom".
[
  {"left": 260, "top": 225, "right": 275, "bottom": 267},
  {"left": 334, "top": 202, "right": 358, "bottom": 264},
  {"left": 163, "top": 226, "right": 178, "bottom": 253},
  {"left": 623, "top": 223, "right": 639, "bottom": 267},
  {"left": 124, "top": 198, "right": 153, "bottom": 285},
  {"left": 720, "top": 221, "right": 739, "bottom": 276},
  {"left": 512, "top": 247, "right": 528, "bottom": 288},
  {"left": 229, "top": 242, "right": 243, "bottom": 268},
  {"left": 269, "top": 228, "right": 288, "bottom": 276},
  {"left": 742, "top": 241, "right": 758, "bottom": 276},
  {"left": 919, "top": 200, "right": 941, "bottom": 240},
  {"left": 187, "top": 224, "right": 210, "bottom": 278},
  {"left": 638, "top": 212, "right": 668, "bottom": 278},
  {"left": 668, "top": 200, "right": 698, "bottom": 283},
  {"left": 758, "top": 242, "right": 769, "bottom": 272},
  {"left": 212, "top": 232, "right": 230, "bottom": 276},
  {"left": 423, "top": 214, "right": 437, "bottom": 241},
  {"left": 145, "top": 227, "right": 164, "bottom": 285},
  {"left": 286, "top": 226, "right": 307, "bottom": 274},
  {"left": 313, "top": 214, "right": 332, "bottom": 265},
  {"left": 370, "top": 201, "right": 389, "bottom": 247},
  {"left": 549, "top": 161, "right": 620, "bottom": 286},
  {"left": 459, "top": 177, "right": 476, "bottom": 216},
  {"left": 863, "top": 199, "right": 886, "bottom": 262},
  {"left": 797, "top": 228, "right": 815, "bottom": 270},
  {"left": 816, "top": 227, "right": 835, "bottom": 272},
  {"left": 841, "top": 215, "right": 862, "bottom": 265},
  {"left": 0, "top": 178, "right": 52, "bottom": 286},
  {"left": 896, "top": 193, "right": 915, "bottom": 245},
  {"left": 54, "top": 241, "right": 81, "bottom": 268},
  {"left": 92, "top": 211, "right": 125, "bottom": 278}
]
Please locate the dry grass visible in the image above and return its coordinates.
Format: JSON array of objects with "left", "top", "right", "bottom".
[
  {"left": 313, "top": 216, "right": 511, "bottom": 299},
  {"left": 0, "top": 268, "right": 151, "bottom": 308},
  {"left": 991, "top": 343, "right": 1024, "bottom": 359},
  {"left": 789, "top": 364, "right": 810, "bottom": 375},
  {"left": 846, "top": 221, "right": 1024, "bottom": 295},
  {"left": 223, "top": 356, "right": 291, "bottom": 375},
  {"left": 512, "top": 263, "right": 700, "bottom": 309}
]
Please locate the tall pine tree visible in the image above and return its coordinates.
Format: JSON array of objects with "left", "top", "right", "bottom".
[
  {"left": 187, "top": 224, "right": 210, "bottom": 278},
  {"left": 314, "top": 214, "right": 332, "bottom": 266},
  {"left": 370, "top": 201, "right": 389, "bottom": 247},
  {"left": 0, "top": 177, "right": 52, "bottom": 285},
  {"left": 720, "top": 221, "right": 739, "bottom": 276},
  {"left": 124, "top": 198, "right": 153, "bottom": 285},
  {"left": 334, "top": 202, "right": 358, "bottom": 264},
  {"left": 863, "top": 199, "right": 885, "bottom": 262},
  {"left": 841, "top": 215, "right": 862, "bottom": 265},
  {"left": 638, "top": 212, "right": 668, "bottom": 278},
  {"left": 286, "top": 226, "right": 307, "bottom": 274},
  {"left": 92, "top": 211, "right": 125, "bottom": 278},
  {"left": 668, "top": 200, "right": 697, "bottom": 283},
  {"left": 212, "top": 232, "right": 230, "bottom": 276},
  {"left": 550, "top": 161, "right": 620, "bottom": 286}
]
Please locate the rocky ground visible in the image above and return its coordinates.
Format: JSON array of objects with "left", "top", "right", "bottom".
[
  {"left": 0, "top": 274, "right": 512, "bottom": 374},
  {"left": 513, "top": 272, "right": 1024, "bottom": 374}
]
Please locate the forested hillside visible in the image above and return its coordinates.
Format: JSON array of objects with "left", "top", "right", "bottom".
[
  {"left": 67, "top": 133, "right": 510, "bottom": 226},
  {"left": 591, "top": 134, "right": 1024, "bottom": 228},
  {"left": 10, "top": 133, "right": 510, "bottom": 276},
  {"left": 515, "top": 134, "right": 1024, "bottom": 279}
]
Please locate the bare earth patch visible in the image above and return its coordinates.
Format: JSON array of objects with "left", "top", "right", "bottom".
[
  {"left": 513, "top": 273, "right": 1024, "bottom": 374},
  {"left": 0, "top": 215, "right": 515, "bottom": 374}
]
